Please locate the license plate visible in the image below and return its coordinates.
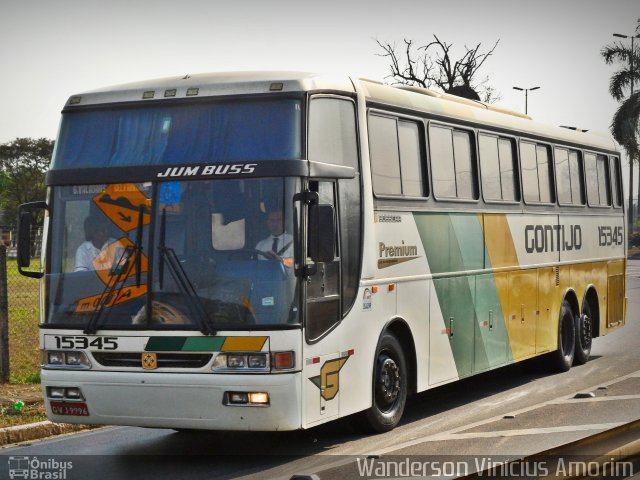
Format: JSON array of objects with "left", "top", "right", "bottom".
[{"left": 50, "top": 401, "right": 90, "bottom": 417}]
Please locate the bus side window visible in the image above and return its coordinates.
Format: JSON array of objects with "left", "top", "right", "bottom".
[
  {"left": 305, "top": 181, "right": 341, "bottom": 341},
  {"left": 611, "top": 156, "right": 622, "bottom": 207},
  {"left": 308, "top": 96, "right": 362, "bottom": 317}
]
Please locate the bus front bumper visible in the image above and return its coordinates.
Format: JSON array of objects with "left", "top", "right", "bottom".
[{"left": 41, "top": 369, "right": 302, "bottom": 431}]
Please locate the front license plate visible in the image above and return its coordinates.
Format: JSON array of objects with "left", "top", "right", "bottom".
[{"left": 50, "top": 401, "right": 89, "bottom": 417}]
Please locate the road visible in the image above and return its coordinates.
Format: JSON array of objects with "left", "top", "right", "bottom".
[{"left": 2, "top": 261, "right": 640, "bottom": 479}]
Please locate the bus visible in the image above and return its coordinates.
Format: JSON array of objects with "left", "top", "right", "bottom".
[{"left": 17, "top": 72, "right": 626, "bottom": 433}]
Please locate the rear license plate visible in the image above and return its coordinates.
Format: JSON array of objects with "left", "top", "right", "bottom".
[{"left": 50, "top": 401, "right": 89, "bottom": 416}]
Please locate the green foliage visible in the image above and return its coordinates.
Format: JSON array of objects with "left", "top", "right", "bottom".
[
  {"left": 601, "top": 20, "right": 640, "bottom": 156},
  {"left": 0, "top": 137, "right": 53, "bottom": 224},
  {"left": 6, "top": 258, "right": 41, "bottom": 384}
]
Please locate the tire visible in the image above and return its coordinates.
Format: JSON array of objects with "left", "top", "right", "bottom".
[
  {"left": 354, "top": 332, "right": 407, "bottom": 433},
  {"left": 547, "top": 301, "right": 576, "bottom": 372},
  {"left": 573, "top": 302, "right": 593, "bottom": 365}
]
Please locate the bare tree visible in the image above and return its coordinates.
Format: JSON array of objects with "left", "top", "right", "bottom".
[{"left": 376, "top": 36, "right": 500, "bottom": 103}]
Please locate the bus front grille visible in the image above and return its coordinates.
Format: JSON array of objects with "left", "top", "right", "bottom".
[{"left": 92, "top": 352, "right": 212, "bottom": 369}]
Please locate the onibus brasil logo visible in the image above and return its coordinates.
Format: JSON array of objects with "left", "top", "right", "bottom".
[{"left": 7, "top": 456, "right": 72, "bottom": 479}]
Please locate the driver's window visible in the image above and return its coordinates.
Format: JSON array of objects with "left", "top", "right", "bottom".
[{"left": 305, "top": 181, "right": 340, "bottom": 342}]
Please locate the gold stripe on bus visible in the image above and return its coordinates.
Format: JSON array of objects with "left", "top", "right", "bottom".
[{"left": 221, "top": 336, "right": 268, "bottom": 352}]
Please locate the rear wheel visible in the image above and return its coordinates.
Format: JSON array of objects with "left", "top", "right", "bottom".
[
  {"left": 573, "top": 301, "right": 593, "bottom": 365},
  {"left": 547, "top": 301, "right": 576, "bottom": 372},
  {"left": 354, "top": 332, "right": 407, "bottom": 433}
]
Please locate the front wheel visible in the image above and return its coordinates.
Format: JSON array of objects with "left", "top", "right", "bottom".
[{"left": 355, "top": 332, "right": 407, "bottom": 433}]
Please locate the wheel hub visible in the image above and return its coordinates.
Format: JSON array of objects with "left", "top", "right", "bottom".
[{"left": 377, "top": 357, "right": 401, "bottom": 407}]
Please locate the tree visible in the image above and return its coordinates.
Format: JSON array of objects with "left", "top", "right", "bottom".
[
  {"left": 0, "top": 138, "right": 53, "bottom": 225},
  {"left": 376, "top": 36, "right": 501, "bottom": 103},
  {"left": 601, "top": 20, "right": 640, "bottom": 231}
]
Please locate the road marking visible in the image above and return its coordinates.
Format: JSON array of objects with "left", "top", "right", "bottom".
[
  {"left": 551, "top": 394, "right": 640, "bottom": 404},
  {"left": 427, "top": 422, "right": 626, "bottom": 441}
]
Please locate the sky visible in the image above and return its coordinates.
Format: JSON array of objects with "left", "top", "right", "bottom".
[{"left": 0, "top": 0, "right": 638, "bottom": 197}]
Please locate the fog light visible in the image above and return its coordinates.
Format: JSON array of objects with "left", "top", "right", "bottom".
[
  {"left": 228, "top": 392, "right": 249, "bottom": 404},
  {"left": 65, "top": 388, "right": 84, "bottom": 400},
  {"left": 248, "top": 392, "right": 269, "bottom": 405},
  {"left": 48, "top": 387, "right": 65, "bottom": 399},
  {"left": 227, "top": 355, "right": 246, "bottom": 368},
  {"left": 48, "top": 352, "right": 65, "bottom": 365}
]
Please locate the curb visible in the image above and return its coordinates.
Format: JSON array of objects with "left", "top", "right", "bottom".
[
  {"left": 461, "top": 419, "right": 640, "bottom": 479},
  {"left": 0, "top": 421, "right": 98, "bottom": 447}
]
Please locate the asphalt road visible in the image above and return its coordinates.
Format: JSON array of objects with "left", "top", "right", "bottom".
[{"left": 2, "top": 261, "right": 640, "bottom": 480}]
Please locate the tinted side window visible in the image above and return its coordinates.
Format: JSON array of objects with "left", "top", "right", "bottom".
[
  {"left": 521, "top": 141, "right": 554, "bottom": 204},
  {"left": 611, "top": 156, "right": 622, "bottom": 207},
  {"left": 480, "top": 134, "right": 501, "bottom": 200},
  {"left": 521, "top": 142, "right": 539, "bottom": 202},
  {"left": 585, "top": 152, "right": 611, "bottom": 207},
  {"left": 596, "top": 154, "right": 611, "bottom": 206},
  {"left": 308, "top": 98, "right": 358, "bottom": 169},
  {"left": 430, "top": 125, "right": 478, "bottom": 200},
  {"left": 536, "top": 145, "right": 554, "bottom": 203},
  {"left": 369, "top": 115, "right": 401, "bottom": 195},
  {"left": 480, "top": 134, "right": 519, "bottom": 202},
  {"left": 398, "top": 120, "right": 426, "bottom": 197},
  {"left": 430, "top": 125, "right": 456, "bottom": 198},
  {"left": 453, "top": 130, "right": 477, "bottom": 199},
  {"left": 555, "top": 148, "right": 571, "bottom": 204},
  {"left": 498, "top": 138, "right": 519, "bottom": 201},
  {"left": 569, "top": 150, "right": 585, "bottom": 205},
  {"left": 585, "top": 153, "right": 598, "bottom": 205}
]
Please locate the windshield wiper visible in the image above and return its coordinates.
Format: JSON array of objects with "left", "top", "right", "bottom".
[
  {"left": 84, "top": 210, "right": 146, "bottom": 335},
  {"left": 158, "top": 208, "right": 216, "bottom": 335},
  {"left": 83, "top": 245, "right": 136, "bottom": 335}
]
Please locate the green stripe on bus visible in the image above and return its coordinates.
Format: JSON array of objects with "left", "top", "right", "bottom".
[
  {"left": 415, "top": 213, "right": 513, "bottom": 376},
  {"left": 145, "top": 337, "right": 225, "bottom": 352}
]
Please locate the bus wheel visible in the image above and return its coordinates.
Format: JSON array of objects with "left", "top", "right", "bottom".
[
  {"left": 356, "top": 332, "right": 407, "bottom": 433},
  {"left": 548, "top": 301, "right": 576, "bottom": 372},
  {"left": 574, "top": 303, "right": 592, "bottom": 365}
]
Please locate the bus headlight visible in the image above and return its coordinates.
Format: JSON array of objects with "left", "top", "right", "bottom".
[
  {"left": 43, "top": 351, "right": 91, "bottom": 369},
  {"left": 212, "top": 353, "right": 270, "bottom": 372}
]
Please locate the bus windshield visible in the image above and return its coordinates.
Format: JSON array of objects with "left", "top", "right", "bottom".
[
  {"left": 51, "top": 98, "right": 302, "bottom": 169},
  {"left": 46, "top": 178, "right": 300, "bottom": 330}
]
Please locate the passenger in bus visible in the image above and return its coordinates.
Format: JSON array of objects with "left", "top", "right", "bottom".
[
  {"left": 74, "top": 216, "right": 115, "bottom": 271},
  {"left": 255, "top": 209, "right": 293, "bottom": 267}
]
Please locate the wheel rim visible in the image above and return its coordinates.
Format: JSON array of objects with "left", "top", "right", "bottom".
[
  {"left": 374, "top": 354, "right": 401, "bottom": 412},
  {"left": 580, "top": 314, "right": 592, "bottom": 349}
]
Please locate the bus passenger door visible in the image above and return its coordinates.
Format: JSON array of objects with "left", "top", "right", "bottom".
[{"left": 303, "top": 181, "right": 342, "bottom": 426}]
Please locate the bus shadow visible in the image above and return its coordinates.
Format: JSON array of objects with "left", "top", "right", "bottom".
[{"left": 114, "top": 356, "right": 603, "bottom": 478}]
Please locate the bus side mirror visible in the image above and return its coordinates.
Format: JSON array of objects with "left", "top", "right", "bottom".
[
  {"left": 17, "top": 201, "right": 47, "bottom": 279},
  {"left": 308, "top": 203, "right": 335, "bottom": 263}
]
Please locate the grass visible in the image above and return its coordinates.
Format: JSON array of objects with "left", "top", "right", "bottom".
[
  {"left": 0, "top": 257, "right": 44, "bottom": 427},
  {"left": 5, "top": 257, "right": 41, "bottom": 383}
]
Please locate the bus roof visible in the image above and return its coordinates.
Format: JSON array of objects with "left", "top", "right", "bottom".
[{"left": 65, "top": 71, "right": 617, "bottom": 153}]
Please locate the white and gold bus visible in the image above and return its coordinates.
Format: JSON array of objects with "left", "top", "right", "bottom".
[{"left": 18, "top": 72, "right": 626, "bottom": 433}]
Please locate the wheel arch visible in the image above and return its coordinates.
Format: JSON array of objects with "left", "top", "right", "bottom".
[
  {"left": 380, "top": 317, "right": 418, "bottom": 395},
  {"left": 562, "top": 288, "right": 580, "bottom": 318}
]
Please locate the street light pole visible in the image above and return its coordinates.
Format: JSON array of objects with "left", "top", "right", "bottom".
[
  {"left": 513, "top": 86, "right": 540, "bottom": 115},
  {"left": 613, "top": 32, "right": 640, "bottom": 232}
]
